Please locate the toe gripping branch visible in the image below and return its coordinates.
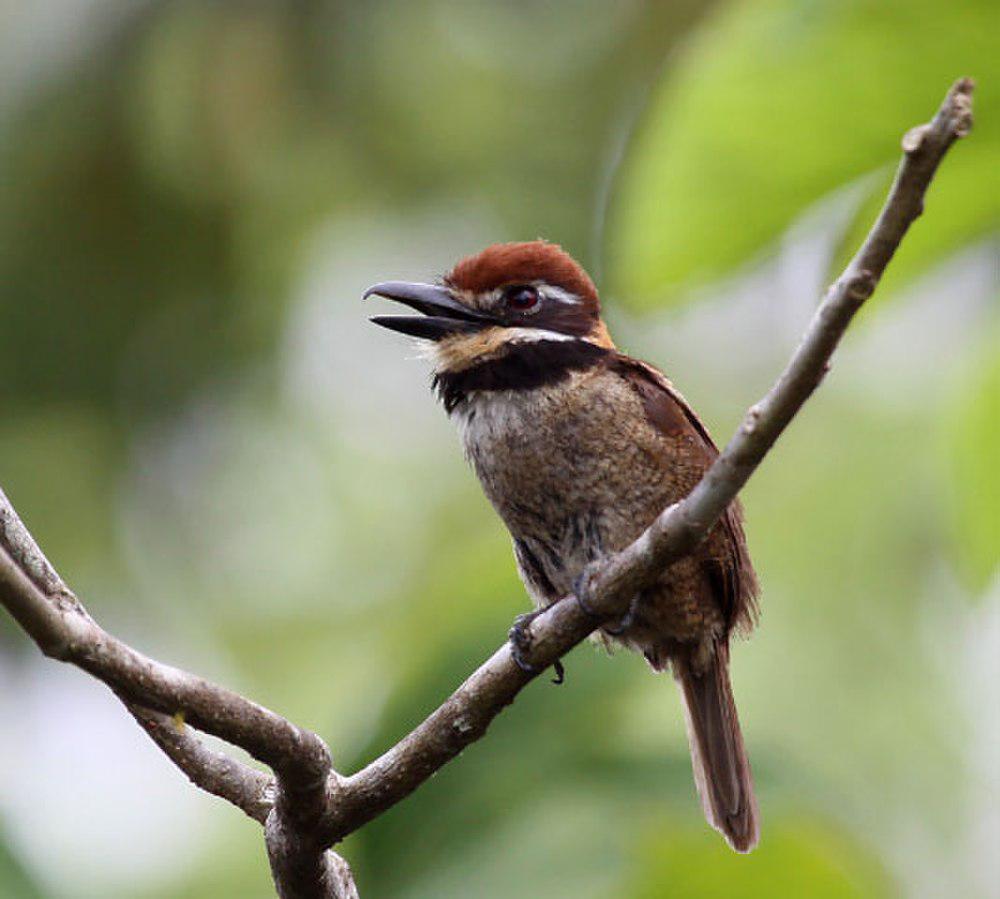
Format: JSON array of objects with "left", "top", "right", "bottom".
[
  {"left": 508, "top": 569, "right": 634, "bottom": 686},
  {"left": 572, "top": 571, "right": 640, "bottom": 638},
  {"left": 572, "top": 571, "right": 602, "bottom": 620},
  {"left": 508, "top": 609, "right": 565, "bottom": 685}
]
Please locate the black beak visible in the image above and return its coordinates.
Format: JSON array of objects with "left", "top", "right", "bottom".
[{"left": 363, "top": 281, "right": 494, "bottom": 341}]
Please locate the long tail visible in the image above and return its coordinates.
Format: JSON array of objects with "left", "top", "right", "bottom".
[{"left": 672, "top": 640, "right": 759, "bottom": 852}]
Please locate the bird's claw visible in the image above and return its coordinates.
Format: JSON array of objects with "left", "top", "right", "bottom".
[
  {"left": 508, "top": 611, "right": 540, "bottom": 674},
  {"left": 508, "top": 610, "right": 565, "bottom": 685},
  {"left": 572, "top": 574, "right": 601, "bottom": 619}
]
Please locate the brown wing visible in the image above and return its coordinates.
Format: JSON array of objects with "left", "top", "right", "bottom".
[{"left": 610, "top": 355, "right": 759, "bottom": 636}]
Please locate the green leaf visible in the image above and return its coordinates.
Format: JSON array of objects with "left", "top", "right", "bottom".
[
  {"left": 606, "top": 0, "right": 999, "bottom": 309},
  {"left": 946, "top": 335, "right": 1000, "bottom": 593}
]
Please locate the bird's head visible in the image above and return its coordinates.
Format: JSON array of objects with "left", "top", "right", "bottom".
[{"left": 364, "top": 241, "right": 615, "bottom": 375}]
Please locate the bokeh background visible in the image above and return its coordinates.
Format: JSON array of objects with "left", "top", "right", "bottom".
[{"left": 1, "top": 1, "right": 997, "bottom": 897}]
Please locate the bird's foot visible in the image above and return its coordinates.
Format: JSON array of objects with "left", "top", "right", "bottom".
[
  {"left": 572, "top": 572, "right": 641, "bottom": 637},
  {"left": 572, "top": 573, "right": 602, "bottom": 619},
  {"left": 508, "top": 610, "right": 541, "bottom": 673},
  {"left": 602, "top": 593, "right": 642, "bottom": 637},
  {"left": 508, "top": 609, "right": 565, "bottom": 685}
]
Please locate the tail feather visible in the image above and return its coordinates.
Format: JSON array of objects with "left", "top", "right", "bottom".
[{"left": 673, "top": 641, "right": 759, "bottom": 852}]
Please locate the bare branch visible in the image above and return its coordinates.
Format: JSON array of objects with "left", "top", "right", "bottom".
[
  {"left": 315, "top": 77, "right": 975, "bottom": 842},
  {"left": 0, "top": 491, "right": 332, "bottom": 790},
  {"left": 0, "top": 79, "right": 973, "bottom": 897},
  {"left": 0, "top": 491, "right": 346, "bottom": 896},
  {"left": 125, "top": 702, "right": 275, "bottom": 824},
  {"left": 266, "top": 814, "right": 361, "bottom": 899}
]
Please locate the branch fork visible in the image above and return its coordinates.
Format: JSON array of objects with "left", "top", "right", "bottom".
[{"left": 0, "top": 79, "right": 974, "bottom": 898}]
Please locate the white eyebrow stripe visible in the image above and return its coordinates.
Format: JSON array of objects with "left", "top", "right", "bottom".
[{"left": 537, "top": 284, "right": 581, "bottom": 305}]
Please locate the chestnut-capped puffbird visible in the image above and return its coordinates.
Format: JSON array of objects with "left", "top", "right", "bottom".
[{"left": 365, "top": 240, "right": 760, "bottom": 852}]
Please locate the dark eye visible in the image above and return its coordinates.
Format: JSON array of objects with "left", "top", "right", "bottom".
[{"left": 506, "top": 285, "right": 539, "bottom": 312}]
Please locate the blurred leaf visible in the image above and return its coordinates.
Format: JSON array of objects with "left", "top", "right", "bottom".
[
  {"left": 606, "top": 0, "right": 999, "bottom": 308},
  {"left": 627, "top": 818, "right": 894, "bottom": 898},
  {"left": 945, "top": 335, "right": 1000, "bottom": 593}
]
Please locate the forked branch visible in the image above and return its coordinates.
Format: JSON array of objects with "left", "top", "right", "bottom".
[{"left": 0, "top": 79, "right": 974, "bottom": 897}]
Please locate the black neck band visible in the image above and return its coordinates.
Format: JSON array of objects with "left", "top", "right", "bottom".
[{"left": 433, "top": 339, "right": 608, "bottom": 414}]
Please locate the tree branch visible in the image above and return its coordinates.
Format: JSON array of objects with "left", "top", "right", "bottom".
[
  {"left": 266, "top": 815, "right": 361, "bottom": 899},
  {"left": 0, "top": 491, "right": 352, "bottom": 898},
  {"left": 0, "top": 79, "right": 973, "bottom": 896},
  {"left": 0, "top": 513, "right": 331, "bottom": 787},
  {"left": 313, "top": 77, "right": 976, "bottom": 842},
  {"left": 124, "top": 702, "right": 275, "bottom": 824}
]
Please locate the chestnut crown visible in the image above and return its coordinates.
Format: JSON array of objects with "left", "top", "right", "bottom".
[{"left": 446, "top": 241, "right": 600, "bottom": 317}]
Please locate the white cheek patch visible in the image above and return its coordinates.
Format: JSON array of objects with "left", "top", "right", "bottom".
[{"left": 503, "top": 328, "right": 579, "bottom": 344}]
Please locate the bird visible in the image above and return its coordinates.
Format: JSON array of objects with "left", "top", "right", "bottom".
[{"left": 364, "top": 240, "right": 760, "bottom": 852}]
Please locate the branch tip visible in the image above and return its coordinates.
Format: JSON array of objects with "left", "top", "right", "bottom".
[{"left": 944, "top": 77, "right": 974, "bottom": 135}]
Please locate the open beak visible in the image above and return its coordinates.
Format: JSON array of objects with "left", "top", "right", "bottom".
[{"left": 364, "top": 281, "right": 494, "bottom": 341}]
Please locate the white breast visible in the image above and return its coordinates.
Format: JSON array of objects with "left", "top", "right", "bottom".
[{"left": 456, "top": 391, "right": 525, "bottom": 449}]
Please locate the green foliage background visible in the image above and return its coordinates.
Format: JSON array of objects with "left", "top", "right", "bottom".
[
  {"left": 0, "top": 2, "right": 995, "bottom": 897},
  {"left": 608, "top": 0, "right": 998, "bottom": 304}
]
